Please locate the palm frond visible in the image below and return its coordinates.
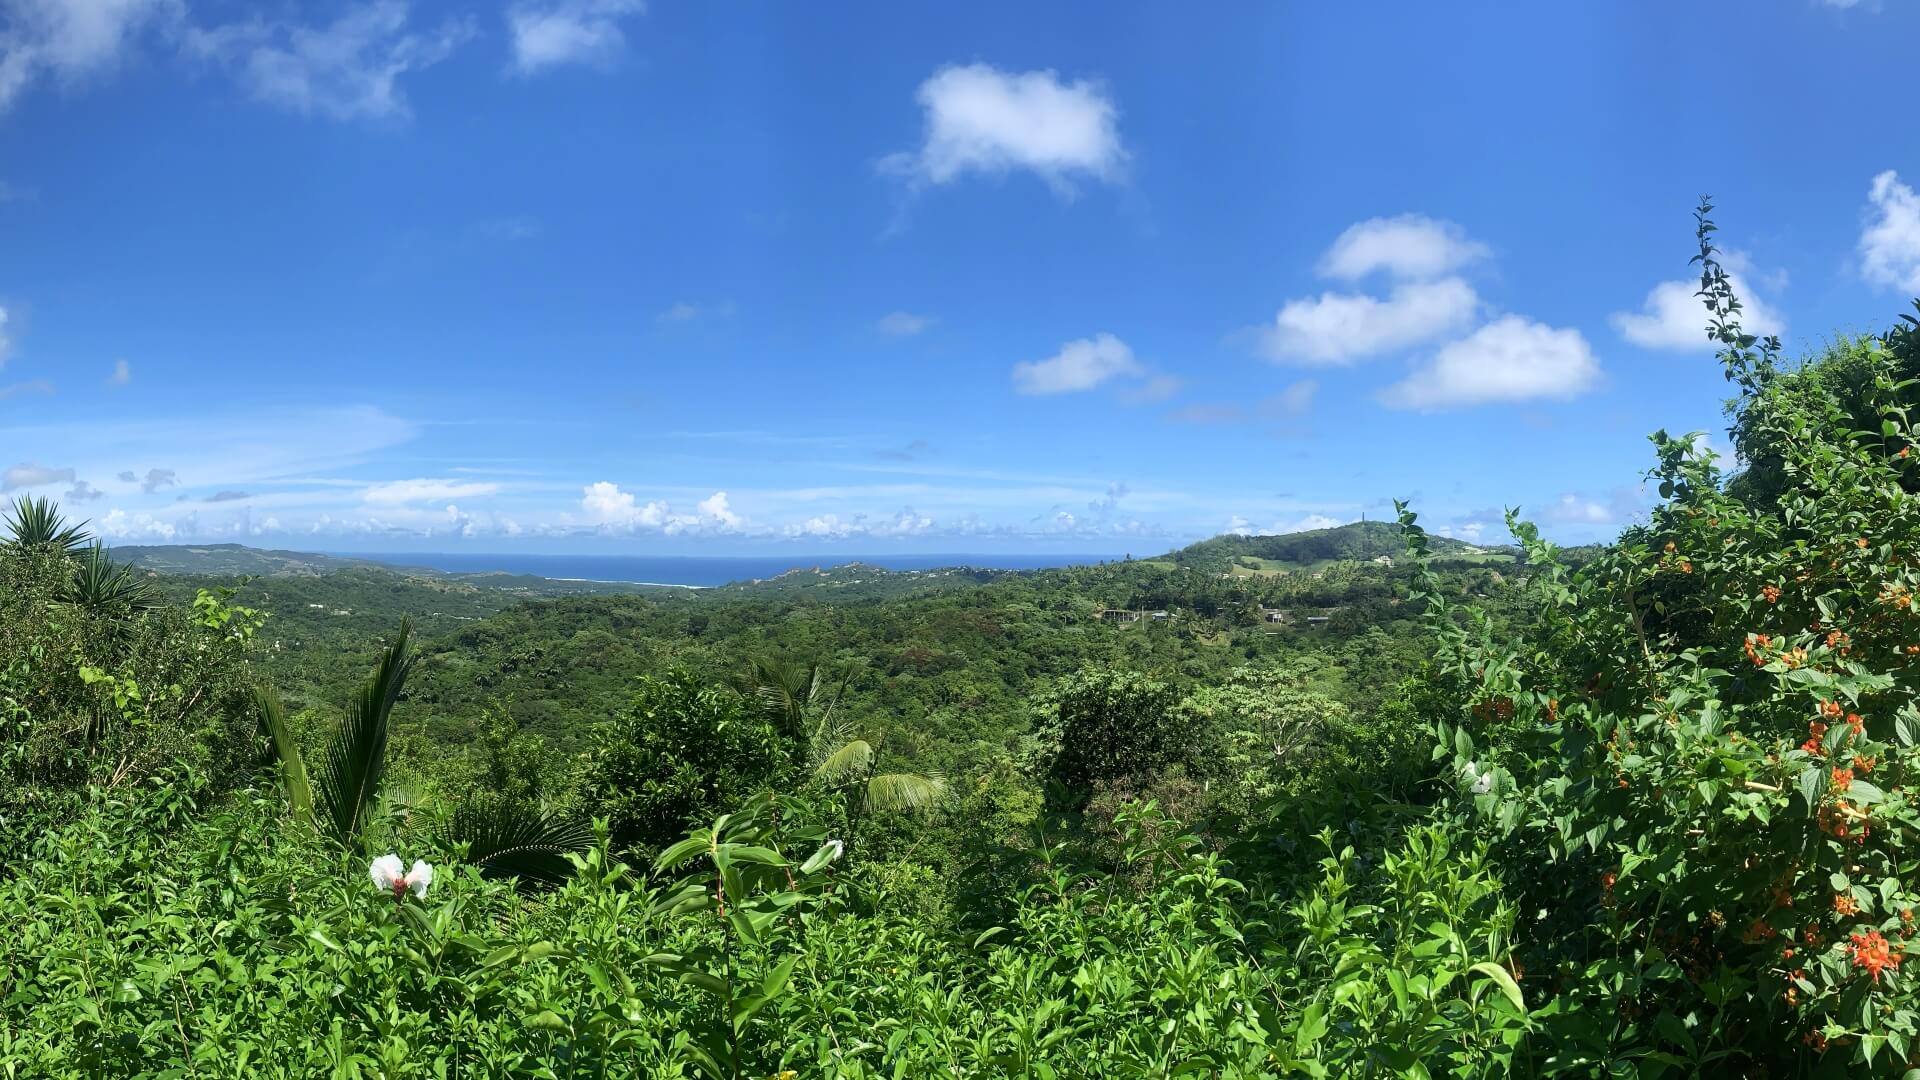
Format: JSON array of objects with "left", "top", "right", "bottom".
[
  {"left": 813, "top": 737, "right": 873, "bottom": 786},
  {"left": 252, "top": 684, "right": 313, "bottom": 826},
  {"left": 314, "top": 619, "right": 414, "bottom": 847},
  {"left": 443, "top": 800, "right": 594, "bottom": 889},
  {"left": 865, "top": 772, "right": 946, "bottom": 815},
  {"left": 3, "top": 496, "right": 88, "bottom": 557},
  {"left": 63, "top": 544, "right": 158, "bottom": 616}
]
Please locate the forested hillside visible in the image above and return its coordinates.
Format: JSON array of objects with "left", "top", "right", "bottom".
[{"left": 10, "top": 207, "right": 1920, "bottom": 1076}]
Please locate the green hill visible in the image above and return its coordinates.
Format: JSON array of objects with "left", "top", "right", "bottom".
[{"left": 1169, "top": 520, "right": 1509, "bottom": 574}]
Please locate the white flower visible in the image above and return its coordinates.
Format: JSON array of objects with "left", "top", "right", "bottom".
[
  {"left": 1463, "top": 762, "right": 1494, "bottom": 795},
  {"left": 370, "top": 854, "right": 434, "bottom": 898},
  {"left": 826, "top": 839, "right": 845, "bottom": 861}
]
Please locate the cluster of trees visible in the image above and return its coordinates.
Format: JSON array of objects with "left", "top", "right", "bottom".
[{"left": 12, "top": 201, "right": 1920, "bottom": 1074}]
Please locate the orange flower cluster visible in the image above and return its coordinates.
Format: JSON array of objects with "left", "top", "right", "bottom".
[
  {"left": 1848, "top": 712, "right": 1865, "bottom": 737},
  {"left": 1803, "top": 722, "right": 1827, "bottom": 755},
  {"left": 1546, "top": 698, "right": 1559, "bottom": 723},
  {"left": 1858, "top": 537, "right": 1871, "bottom": 549},
  {"left": 1855, "top": 754, "right": 1877, "bottom": 775},
  {"left": 1832, "top": 767, "right": 1854, "bottom": 793},
  {"left": 1905, "top": 645, "right": 1920, "bottom": 656},
  {"left": 1826, "top": 630, "right": 1852, "bottom": 656},
  {"left": 1820, "top": 701, "right": 1844, "bottom": 720},
  {"left": 1745, "top": 633, "right": 1772, "bottom": 667},
  {"left": 1850, "top": 929, "right": 1903, "bottom": 983},
  {"left": 1680, "top": 560, "right": 1693, "bottom": 574},
  {"left": 1470, "top": 696, "right": 1515, "bottom": 722},
  {"left": 1761, "top": 585, "right": 1781, "bottom": 603},
  {"left": 1834, "top": 892, "right": 1859, "bottom": 916},
  {"left": 1882, "top": 583, "right": 1912, "bottom": 609}
]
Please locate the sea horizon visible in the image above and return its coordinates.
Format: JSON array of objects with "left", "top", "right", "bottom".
[{"left": 337, "top": 551, "right": 1117, "bottom": 588}]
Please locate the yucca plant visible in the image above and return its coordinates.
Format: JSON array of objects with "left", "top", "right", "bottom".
[
  {"left": 2, "top": 495, "right": 88, "bottom": 558},
  {"left": 62, "top": 544, "right": 158, "bottom": 617}
]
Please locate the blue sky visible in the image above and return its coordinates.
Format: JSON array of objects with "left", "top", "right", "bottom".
[{"left": 4, "top": 0, "right": 1920, "bottom": 555}]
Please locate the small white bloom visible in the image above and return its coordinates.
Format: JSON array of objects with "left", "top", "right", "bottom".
[
  {"left": 369, "top": 854, "right": 433, "bottom": 899},
  {"left": 1463, "top": 762, "right": 1493, "bottom": 795},
  {"left": 370, "top": 853, "right": 405, "bottom": 892},
  {"left": 406, "top": 859, "right": 433, "bottom": 898},
  {"left": 826, "top": 839, "right": 845, "bottom": 861}
]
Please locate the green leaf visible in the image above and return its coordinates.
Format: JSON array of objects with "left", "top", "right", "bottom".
[{"left": 1469, "top": 962, "right": 1526, "bottom": 1014}]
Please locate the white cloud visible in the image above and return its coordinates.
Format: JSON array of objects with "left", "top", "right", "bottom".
[
  {"left": 0, "top": 0, "right": 177, "bottom": 112},
  {"left": 1012, "top": 333, "right": 1143, "bottom": 395},
  {"left": 697, "top": 490, "right": 741, "bottom": 529},
  {"left": 1862, "top": 170, "right": 1920, "bottom": 294},
  {"left": 2, "top": 462, "right": 74, "bottom": 491},
  {"left": 0, "top": 378, "right": 53, "bottom": 400},
  {"left": 1262, "top": 277, "right": 1479, "bottom": 365},
  {"left": 1268, "top": 378, "right": 1318, "bottom": 417},
  {"left": 506, "top": 0, "right": 643, "bottom": 75},
  {"left": 138, "top": 466, "right": 175, "bottom": 493},
  {"left": 185, "top": 1, "right": 471, "bottom": 121},
  {"left": 656, "top": 300, "right": 733, "bottom": 322},
  {"left": 108, "top": 358, "right": 130, "bottom": 385},
  {"left": 1380, "top": 315, "right": 1601, "bottom": 411},
  {"left": 64, "top": 478, "right": 103, "bottom": 501},
  {"left": 97, "top": 508, "right": 175, "bottom": 541},
  {"left": 1611, "top": 258, "right": 1786, "bottom": 350},
  {"left": 876, "top": 311, "right": 932, "bottom": 337},
  {"left": 1088, "top": 481, "right": 1127, "bottom": 513},
  {"left": 1225, "top": 512, "right": 1345, "bottom": 537},
  {"left": 364, "top": 478, "right": 501, "bottom": 504},
  {"left": 883, "top": 63, "right": 1125, "bottom": 195},
  {"left": 1318, "top": 214, "right": 1490, "bottom": 281}
]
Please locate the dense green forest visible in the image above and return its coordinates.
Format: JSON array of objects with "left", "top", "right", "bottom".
[{"left": 10, "top": 206, "right": 1920, "bottom": 1075}]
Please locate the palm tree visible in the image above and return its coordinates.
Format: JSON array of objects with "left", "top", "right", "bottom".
[
  {"left": 254, "top": 619, "right": 590, "bottom": 885},
  {"left": 745, "top": 655, "right": 945, "bottom": 853},
  {"left": 3, "top": 495, "right": 89, "bottom": 558}
]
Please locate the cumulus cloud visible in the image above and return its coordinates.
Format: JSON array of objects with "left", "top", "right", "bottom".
[
  {"left": 2, "top": 462, "right": 74, "bottom": 491},
  {"left": 1318, "top": 214, "right": 1490, "bottom": 281},
  {"left": 363, "top": 478, "right": 501, "bottom": 504},
  {"left": 1225, "top": 512, "right": 1345, "bottom": 537},
  {"left": 64, "top": 478, "right": 103, "bottom": 501},
  {"left": 0, "top": 0, "right": 176, "bottom": 113},
  {"left": 108, "top": 358, "right": 130, "bottom": 385},
  {"left": 184, "top": 1, "right": 471, "bottom": 121},
  {"left": 1379, "top": 316, "right": 1601, "bottom": 411},
  {"left": 1012, "top": 333, "right": 1143, "bottom": 395},
  {"left": 697, "top": 490, "right": 742, "bottom": 529},
  {"left": 876, "top": 311, "right": 932, "bottom": 337},
  {"left": 882, "top": 63, "right": 1125, "bottom": 195},
  {"left": 1262, "top": 277, "right": 1479, "bottom": 365},
  {"left": 1862, "top": 170, "right": 1920, "bottom": 294},
  {"left": 1612, "top": 256, "right": 1786, "bottom": 350},
  {"left": 506, "top": 0, "right": 643, "bottom": 75},
  {"left": 97, "top": 508, "right": 175, "bottom": 541},
  {"left": 137, "top": 467, "right": 176, "bottom": 494}
]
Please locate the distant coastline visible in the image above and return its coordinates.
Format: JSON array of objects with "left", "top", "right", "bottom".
[{"left": 340, "top": 552, "right": 1105, "bottom": 588}]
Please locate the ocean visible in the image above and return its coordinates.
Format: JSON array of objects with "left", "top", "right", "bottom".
[{"left": 343, "top": 552, "right": 1110, "bottom": 588}]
